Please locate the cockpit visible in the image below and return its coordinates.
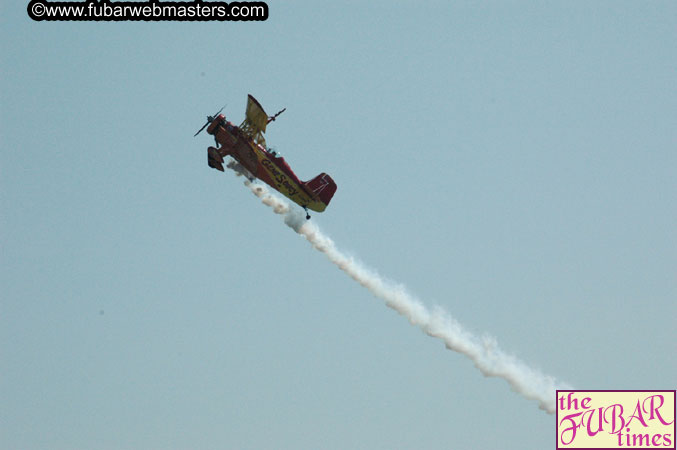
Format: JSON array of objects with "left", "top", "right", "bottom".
[{"left": 267, "top": 147, "right": 282, "bottom": 158}]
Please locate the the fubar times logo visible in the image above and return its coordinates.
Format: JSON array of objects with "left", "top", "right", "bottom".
[{"left": 557, "top": 390, "right": 675, "bottom": 449}]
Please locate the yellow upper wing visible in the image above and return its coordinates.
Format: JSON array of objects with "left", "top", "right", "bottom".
[{"left": 240, "top": 94, "right": 269, "bottom": 146}]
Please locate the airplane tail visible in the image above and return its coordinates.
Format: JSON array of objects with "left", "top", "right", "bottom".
[{"left": 304, "top": 173, "right": 337, "bottom": 207}]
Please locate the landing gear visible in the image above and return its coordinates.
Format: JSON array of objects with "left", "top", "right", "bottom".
[{"left": 303, "top": 206, "right": 311, "bottom": 220}]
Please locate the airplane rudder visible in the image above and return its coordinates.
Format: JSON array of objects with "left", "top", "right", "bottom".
[{"left": 306, "top": 173, "right": 337, "bottom": 206}]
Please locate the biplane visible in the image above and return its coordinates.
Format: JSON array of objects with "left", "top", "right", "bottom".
[{"left": 195, "top": 95, "right": 337, "bottom": 219}]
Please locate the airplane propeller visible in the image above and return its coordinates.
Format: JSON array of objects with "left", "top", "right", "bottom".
[
  {"left": 194, "top": 105, "right": 226, "bottom": 137},
  {"left": 268, "top": 107, "right": 286, "bottom": 123}
]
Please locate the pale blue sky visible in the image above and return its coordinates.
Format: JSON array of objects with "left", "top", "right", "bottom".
[{"left": 2, "top": 1, "right": 675, "bottom": 449}]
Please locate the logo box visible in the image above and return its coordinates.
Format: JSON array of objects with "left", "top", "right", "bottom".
[{"left": 556, "top": 390, "right": 675, "bottom": 449}]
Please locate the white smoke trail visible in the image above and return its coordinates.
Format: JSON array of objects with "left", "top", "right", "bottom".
[{"left": 226, "top": 161, "right": 568, "bottom": 414}]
